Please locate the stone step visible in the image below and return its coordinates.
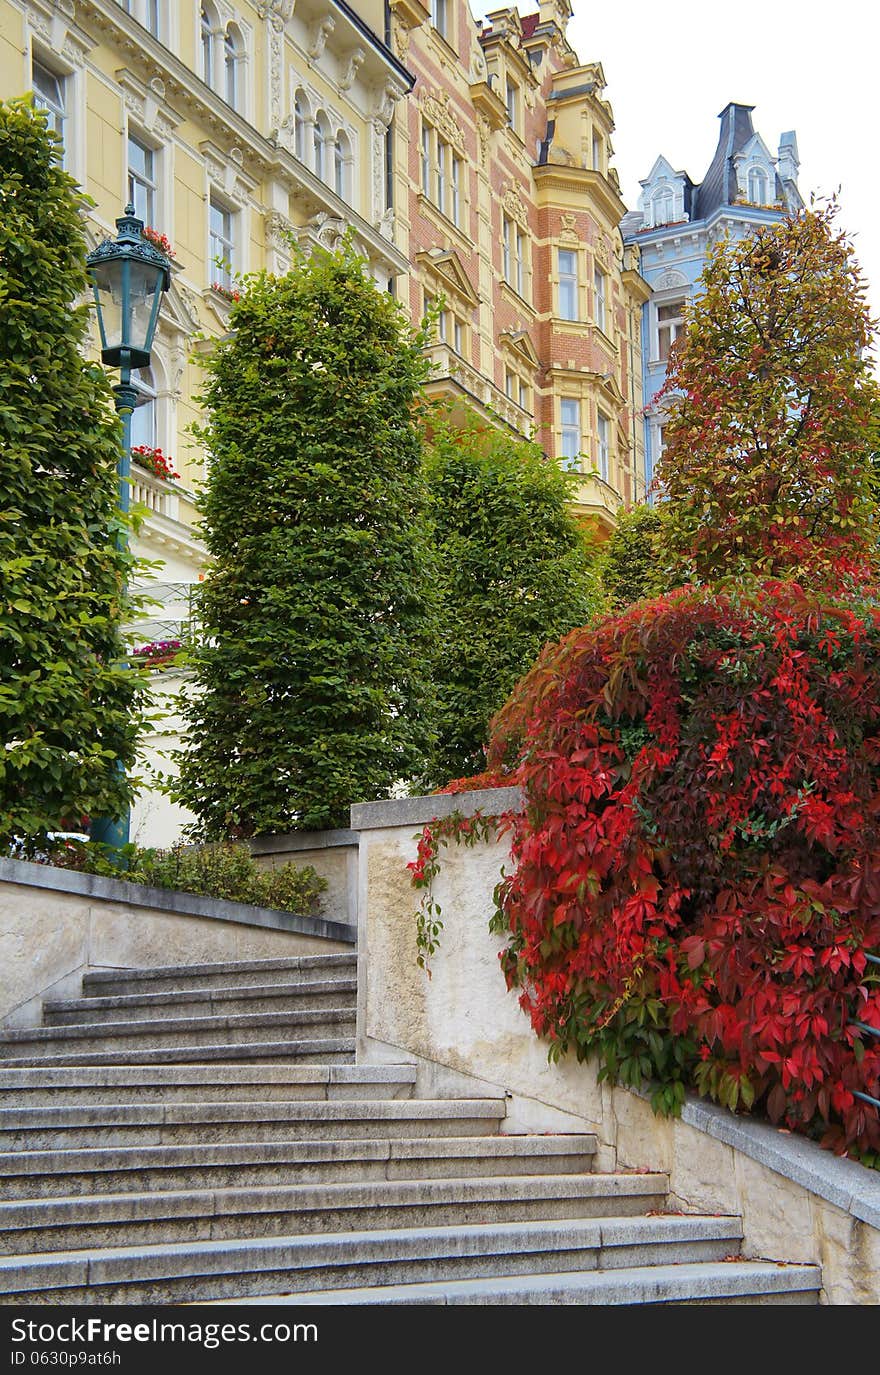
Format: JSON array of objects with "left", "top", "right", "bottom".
[
  {"left": 0, "top": 1173, "right": 674, "bottom": 1254},
  {"left": 0, "top": 1064, "right": 416, "bottom": 1106},
  {"left": 214, "top": 1260, "right": 822, "bottom": 1307},
  {"left": 0, "top": 1133, "right": 601, "bottom": 1199},
  {"left": 0, "top": 1214, "right": 753, "bottom": 1304},
  {"left": 0, "top": 1008, "right": 356, "bottom": 1059},
  {"left": 0, "top": 1099, "right": 507, "bottom": 1151},
  {"left": 42, "top": 980, "right": 358, "bottom": 1026},
  {"left": 0, "top": 1038, "right": 356, "bottom": 1068},
  {"left": 82, "top": 955, "right": 357, "bottom": 999}
]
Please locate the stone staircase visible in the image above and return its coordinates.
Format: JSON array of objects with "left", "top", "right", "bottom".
[{"left": 0, "top": 953, "right": 822, "bottom": 1305}]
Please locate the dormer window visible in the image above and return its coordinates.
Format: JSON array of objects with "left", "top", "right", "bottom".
[
  {"left": 748, "top": 167, "right": 769, "bottom": 204},
  {"left": 652, "top": 189, "right": 674, "bottom": 226}
]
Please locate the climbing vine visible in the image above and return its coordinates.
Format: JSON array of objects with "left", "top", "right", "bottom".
[{"left": 408, "top": 809, "right": 498, "bottom": 975}]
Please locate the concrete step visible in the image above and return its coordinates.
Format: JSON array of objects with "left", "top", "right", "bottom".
[
  {"left": 0, "top": 1065, "right": 416, "bottom": 1107},
  {"left": 0, "top": 1099, "right": 507, "bottom": 1151},
  {"left": 0, "top": 1214, "right": 754, "bottom": 1304},
  {"left": 0, "top": 1174, "right": 672, "bottom": 1254},
  {"left": 0, "top": 1133, "right": 601, "bottom": 1199},
  {"left": 42, "top": 980, "right": 357, "bottom": 1026},
  {"left": 214, "top": 1260, "right": 822, "bottom": 1306},
  {"left": 82, "top": 955, "right": 357, "bottom": 999},
  {"left": 0, "top": 1008, "right": 356, "bottom": 1059},
  {"left": 0, "top": 1038, "right": 356, "bottom": 1068}
]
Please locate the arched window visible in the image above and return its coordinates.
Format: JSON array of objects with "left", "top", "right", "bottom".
[
  {"left": 293, "top": 92, "right": 306, "bottom": 161},
  {"left": 314, "top": 112, "right": 330, "bottom": 181},
  {"left": 224, "top": 23, "right": 242, "bottom": 109},
  {"left": 200, "top": 4, "right": 217, "bottom": 87},
  {"left": 334, "top": 130, "right": 351, "bottom": 199},
  {"left": 130, "top": 366, "right": 158, "bottom": 451},
  {"left": 748, "top": 167, "right": 768, "bottom": 204}
]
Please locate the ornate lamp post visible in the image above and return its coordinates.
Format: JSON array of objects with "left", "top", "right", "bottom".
[{"left": 85, "top": 205, "right": 171, "bottom": 850}]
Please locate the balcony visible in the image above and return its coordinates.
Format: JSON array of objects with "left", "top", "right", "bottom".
[{"left": 423, "top": 343, "right": 533, "bottom": 437}]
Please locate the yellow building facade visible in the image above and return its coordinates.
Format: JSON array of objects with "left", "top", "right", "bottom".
[{"left": 1, "top": 0, "right": 647, "bottom": 841}]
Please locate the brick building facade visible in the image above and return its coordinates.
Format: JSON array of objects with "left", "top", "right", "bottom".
[{"left": 390, "top": 0, "right": 650, "bottom": 528}]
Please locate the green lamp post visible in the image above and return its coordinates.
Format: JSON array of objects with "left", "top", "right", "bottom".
[{"left": 85, "top": 205, "right": 172, "bottom": 851}]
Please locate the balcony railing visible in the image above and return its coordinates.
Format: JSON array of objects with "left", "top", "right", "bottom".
[
  {"left": 424, "top": 343, "right": 534, "bottom": 437},
  {"left": 130, "top": 463, "right": 199, "bottom": 528}
]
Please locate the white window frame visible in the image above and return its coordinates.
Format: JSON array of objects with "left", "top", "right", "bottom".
[
  {"left": 506, "top": 79, "right": 519, "bottom": 134},
  {"left": 209, "top": 193, "right": 236, "bottom": 289},
  {"left": 430, "top": 0, "right": 448, "bottom": 39},
  {"left": 597, "top": 412, "right": 610, "bottom": 483},
  {"left": 657, "top": 298, "right": 685, "bottom": 363},
  {"left": 560, "top": 399, "right": 581, "bottom": 469},
  {"left": 31, "top": 57, "right": 67, "bottom": 165},
  {"left": 127, "top": 131, "right": 158, "bottom": 227},
  {"left": 558, "top": 248, "right": 578, "bottom": 320},
  {"left": 594, "top": 266, "right": 606, "bottom": 334}
]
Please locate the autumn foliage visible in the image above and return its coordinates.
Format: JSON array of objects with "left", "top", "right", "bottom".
[{"left": 485, "top": 577, "right": 880, "bottom": 1155}]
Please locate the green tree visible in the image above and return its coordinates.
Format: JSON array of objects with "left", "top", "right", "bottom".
[
  {"left": 0, "top": 97, "right": 144, "bottom": 847},
  {"left": 655, "top": 204, "right": 880, "bottom": 584},
  {"left": 600, "top": 503, "right": 669, "bottom": 609},
  {"left": 173, "top": 240, "right": 437, "bottom": 835},
  {"left": 421, "top": 405, "right": 603, "bottom": 786}
]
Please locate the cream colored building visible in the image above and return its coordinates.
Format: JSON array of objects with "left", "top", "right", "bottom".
[
  {"left": 1, "top": 0, "right": 412, "bottom": 841},
  {"left": 2, "top": 0, "right": 647, "bottom": 843}
]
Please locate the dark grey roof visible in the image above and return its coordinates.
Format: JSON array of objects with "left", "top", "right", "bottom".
[{"left": 693, "top": 102, "right": 756, "bottom": 220}]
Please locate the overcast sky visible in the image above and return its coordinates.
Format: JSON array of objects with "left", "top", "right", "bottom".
[{"left": 566, "top": 0, "right": 879, "bottom": 370}]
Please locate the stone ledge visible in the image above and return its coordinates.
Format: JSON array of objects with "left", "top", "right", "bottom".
[
  {"left": 350, "top": 787, "right": 523, "bottom": 831},
  {"left": 249, "top": 829, "right": 358, "bottom": 855},
  {"left": 627, "top": 1083, "right": 880, "bottom": 1230},
  {"left": 0, "top": 859, "right": 356, "bottom": 946}
]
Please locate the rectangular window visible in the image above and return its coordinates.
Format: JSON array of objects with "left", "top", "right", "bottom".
[
  {"left": 560, "top": 399, "right": 581, "bottom": 469},
  {"left": 594, "top": 267, "right": 606, "bottom": 333},
  {"left": 209, "top": 196, "right": 235, "bottom": 288},
  {"left": 518, "top": 379, "right": 529, "bottom": 410},
  {"left": 515, "top": 227, "right": 526, "bottom": 298},
  {"left": 431, "top": 0, "right": 448, "bottom": 39},
  {"left": 32, "top": 59, "right": 65, "bottom": 161},
  {"left": 506, "top": 79, "right": 519, "bottom": 133},
  {"left": 505, "top": 369, "right": 515, "bottom": 400},
  {"left": 421, "top": 125, "right": 431, "bottom": 198},
  {"left": 558, "top": 248, "right": 578, "bottom": 320},
  {"left": 592, "top": 132, "right": 601, "bottom": 171},
  {"left": 451, "top": 156, "right": 462, "bottom": 226},
  {"left": 436, "top": 138, "right": 448, "bottom": 215},
  {"left": 597, "top": 412, "right": 610, "bottom": 482},
  {"left": 502, "top": 216, "right": 512, "bottom": 285},
  {"left": 453, "top": 318, "right": 464, "bottom": 355},
  {"left": 127, "top": 134, "right": 156, "bottom": 226},
  {"left": 657, "top": 300, "right": 685, "bottom": 362},
  {"left": 146, "top": 0, "right": 160, "bottom": 36}
]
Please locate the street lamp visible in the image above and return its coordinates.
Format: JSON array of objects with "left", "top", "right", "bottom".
[{"left": 85, "top": 205, "right": 171, "bottom": 850}]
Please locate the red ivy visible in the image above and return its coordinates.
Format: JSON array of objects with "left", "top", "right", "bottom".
[{"left": 478, "top": 574, "right": 880, "bottom": 1157}]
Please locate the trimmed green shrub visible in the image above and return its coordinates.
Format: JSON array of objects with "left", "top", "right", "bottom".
[
  {"left": 34, "top": 839, "right": 327, "bottom": 914},
  {"left": 0, "top": 97, "right": 145, "bottom": 846},
  {"left": 600, "top": 503, "right": 669, "bottom": 610},
  {"left": 172, "top": 240, "right": 437, "bottom": 835},
  {"left": 421, "top": 405, "right": 603, "bottom": 786}
]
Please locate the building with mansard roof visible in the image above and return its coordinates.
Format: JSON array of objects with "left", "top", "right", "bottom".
[{"left": 621, "top": 102, "right": 803, "bottom": 495}]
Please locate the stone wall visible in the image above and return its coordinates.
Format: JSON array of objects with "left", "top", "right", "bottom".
[
  {"left": 0, "top": 858, "right": 355, "bottom": 1029},
  {"left": 249, "top": 829, "right": 359, "bottom": 928},
  {"left": 351, "top": 788, "right": 880, "bottom": 1305}
]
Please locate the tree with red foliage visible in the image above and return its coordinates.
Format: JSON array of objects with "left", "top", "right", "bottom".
[
  {"left": 486, "top": 580, "right": 880, "bottom": 1156},
  {"left": 655, "top": 203, "right": 880, "bottom": 585}
]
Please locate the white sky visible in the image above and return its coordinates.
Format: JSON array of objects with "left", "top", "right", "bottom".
[{"left": 566, "top": 0, "right": 880, "bottom": 371}]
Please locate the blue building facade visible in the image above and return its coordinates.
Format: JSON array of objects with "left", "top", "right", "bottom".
[{"left": 621, "top": 103, "right": 803, "bottom": 495}]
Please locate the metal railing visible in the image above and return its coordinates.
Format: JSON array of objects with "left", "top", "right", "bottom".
[{"left": 852, "top": 952, "right": 880, "bottom": 1112}]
